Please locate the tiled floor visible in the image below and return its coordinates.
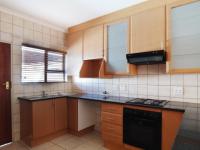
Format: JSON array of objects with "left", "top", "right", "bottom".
[{"left": 0, "top": 132, "right": 108, "bottom": 150}]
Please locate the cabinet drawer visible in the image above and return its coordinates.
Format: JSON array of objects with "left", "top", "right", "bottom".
[
  {"left": 102, "top": 122, "right": 122, "bottom": 136},
  {"left": 101, "top": 112, "right": 122, "bottom": 126},
  {"left": 101, "top": 103, "right": 122, "bottom": 114}
]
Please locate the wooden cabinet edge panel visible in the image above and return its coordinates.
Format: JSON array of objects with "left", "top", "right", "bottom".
[
  {"left": 162, "top": 110, "right": 184, "bottom": 150},
  {"left": 67, "top": 98, "right": 78, "bottom": 133}
]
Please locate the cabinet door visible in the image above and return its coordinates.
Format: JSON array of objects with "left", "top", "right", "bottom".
[
  {"left": 32, "top": 100, "right": 54, "bottom": 138},
  {"left": 67, "top": 98, "right": 78, "bottom": 132},
  {"left": 83, "top": 25, "right": 104, "bottom": 60},
  {"left": 167, "top": 0, "right": 200, "bottom": 73},
  {"left": 66, "top": 31, "right": 83, "bottom": 76},
  {"left": 55, "top": 98, "right": 67, "bottom": 132},
  {"left": 131, "top": 6, "right": 165, "bottom": 53},
  {"left": 104, "top": 19, "right": 134, "bottom": 75}
]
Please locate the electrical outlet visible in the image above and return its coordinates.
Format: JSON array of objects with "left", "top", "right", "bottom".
[{"left": 172, "top": 86, "right": 184, "bottom": 97}]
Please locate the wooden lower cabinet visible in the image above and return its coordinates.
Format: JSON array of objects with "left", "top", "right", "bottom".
[
  {"left": 101, "top": 103, "right": 184, "bottom": 150},
  {"left": 32, "top": 100, "right": 55, "bottom": 139},
  {"left": 101, "top": 103, "right": 124, "bottom": 150},
  {"left": 67, "top": 98, "right": 78, "bottom": 133},
  {"left": 20, "top": 98, "right": 68, "bottom": 147},
  {"left": 55, "top": 98, "right": 68, "bottom": 132}
]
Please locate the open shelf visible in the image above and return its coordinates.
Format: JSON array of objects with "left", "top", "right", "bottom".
[{"left": 80, "top": 58, "right": 112, "bottom": 78}]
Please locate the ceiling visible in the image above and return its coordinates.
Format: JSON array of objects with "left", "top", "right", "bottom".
[{"left": 0, "top": 0, "right": 145, "bottom": 30}]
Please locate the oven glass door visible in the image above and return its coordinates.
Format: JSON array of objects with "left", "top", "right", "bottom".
[{"left": 124, "top": 109, "right": 162, "bottom": 150}]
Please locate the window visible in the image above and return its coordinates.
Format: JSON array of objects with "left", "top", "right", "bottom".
[
  {"left": 47, "top": 51, "right": 65, "bottom": 82},
  {"left": 21, "top": 44, "right": 66, "bottom": 83},
  {"left": 22, "top": 46, "right": 45, "bottom": 82}
]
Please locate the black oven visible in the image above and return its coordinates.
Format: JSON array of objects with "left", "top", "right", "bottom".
[{"left": 123, "top": 108, "right": 162, "bottom": 150}]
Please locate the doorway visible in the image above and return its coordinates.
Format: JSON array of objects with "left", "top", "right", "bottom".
[{"left": 0, "top": 42, "right": 12, "bottom": 145}]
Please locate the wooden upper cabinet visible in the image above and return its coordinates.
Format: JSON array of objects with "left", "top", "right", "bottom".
[
  {"left": 54, "top": 98, "right": 67, "bottom": 132},
  {"left": 131, "top": 6, "right": 165, "bottom": 53},
  {"left": 104, "top": 18, "right": 137, "bottom": 76},
  {"left": 166, "top": 0, "right": 200, "bottom": 73},
  {"left": 32, "top": 100, "right": 55, "bottom": 138},
  {"left": 83, "top": 25, "right": 104, "bottom": 60},
  {"left": 66, "top": 31, "right": 83, "bottom": 76}
]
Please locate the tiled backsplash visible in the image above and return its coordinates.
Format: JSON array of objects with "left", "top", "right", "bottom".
[
  {"left": 0, "top": 11, "right": 72, "bottom": 141},
  {"left": 72, "top": 64, "right": 200, "bottom": 104}
]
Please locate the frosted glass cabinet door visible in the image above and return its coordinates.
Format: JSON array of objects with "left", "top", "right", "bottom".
[
  {"left": 168, "top": 0, "right": 200, "bottom": 73},
  {"left": 105, "top": 20, "right": 129, "bottom": 74}
]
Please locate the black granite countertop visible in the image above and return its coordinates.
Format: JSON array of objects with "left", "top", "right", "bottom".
[{"left": 18, "top": 93, "right": 185, "bottom": 112}]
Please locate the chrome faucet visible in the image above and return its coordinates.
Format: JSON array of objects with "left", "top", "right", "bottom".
[
  {"left": 42, "top": 91, "right": 47, "bottom": 97},
  {"left": 102, "top": 91, "right": 109, "bottom": 98}
]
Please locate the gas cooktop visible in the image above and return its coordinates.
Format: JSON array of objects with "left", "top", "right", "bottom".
[{"left": 126, "top": 98, "right": 169, "bottom": 107}]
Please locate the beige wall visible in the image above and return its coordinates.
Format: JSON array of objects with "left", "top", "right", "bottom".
[{"left": 0, "top": 11, "right": 72, "bottom": 141}]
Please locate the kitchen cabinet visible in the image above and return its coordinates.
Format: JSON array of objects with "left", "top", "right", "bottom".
[
  {"left": 67, "top": 98, "right": 96, "bottom": 135},
  {"left": 167, "top": 0, "right": 200, "bottom": 73},
  {"left": 32, "top": 100, "right": 55, "bottom": 138},
  {"left": 101, "top": 103, "right": 124, "bottom": 150},
  {"left": 104, "top": 18, "right": 137, "bottom": 76},
  {"left": 66, "top": 31, "right": 83, "bottom": 76},
  {"left": 20, "top": 98, "right": 68, "bottom": 147},
  {"left": 55, "top": 98, "right": 68, "bottom": 132},
  {"left": 83, "top": 25, "right": 104, "bottom": 60},
  {"left": 131, "top": 6, "right": 165, "bottom": 53}
]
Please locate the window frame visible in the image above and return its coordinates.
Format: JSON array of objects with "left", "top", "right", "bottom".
[{"left": 22, "top": 43, "right": 67, "bottom": 83}]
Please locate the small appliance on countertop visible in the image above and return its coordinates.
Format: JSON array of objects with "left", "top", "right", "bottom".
[{"left": 126, "top": 98, "right": 169, "bottom": 107}]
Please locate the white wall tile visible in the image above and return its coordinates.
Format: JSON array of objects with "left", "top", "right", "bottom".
[
  {"left": 171, "top": 74, "right": 183, "bottom": 86},
  {"left": 148, "top": 75, "right": 158, "bottom": 85},
  {"left": 0, "top": 22, "right": 12, "bottom": 33},
  {"left": 148, "top": 85, "right": 158, "bottom": 96},
  {"left": 159, "top": 86, "right": 170, "bottom": 97},
  {"left": 138, "top": 75, "right": 147, "bottom": 85},
  {"left": 128, "top": 84, "right": 137, "bottom": 95},
  {"left": 0, "top": 12, "right": 12, "bottom": 23},
  {"left": 34, "top": 23, "right": 43, "bottom": 32},
  {"left": 184, "top": 86, "right": 198, "bottom": 99},
  {"left": 23, "top": 29, "right": 33, "bottom": 41},
  {"left": 23, "top": 20, "right": 33, "bottom": 30},
  {"left": 138, "top": 85, "right": 147, "bottom": 96},
  {"left": 159, "top": 74, "right": 170, "bottom": 85},
  {"left": 184, "top": 74, "right": 198, "bottom": 86},
  {"left": 13, "top": 25, "right": 23, "bottom": 37},
  {"left": 13, "top": 16, "right": 23, "bottom": 27},
  {"left": 0, "top": 32, "right": 12, "bottom": 42}
]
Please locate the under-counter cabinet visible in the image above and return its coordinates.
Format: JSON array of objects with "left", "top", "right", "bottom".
[
  {"left": 104, "top": 19, "right": 137, "bottom": 76},
  {"left": 166, "top": 0, "right": 200, "bottom": 73},
  {"left": 131, "top": 6, "right": 165, "bottom": 53},
  {"left": 101, "top": 103, "right": 123, "bottom": 150},
  {"left": 83, "top": 25, "right": 104, "bottom": 60},
  {"left": 20, "top": 98, "right": 67, "bottom": 147},
  {"left": 101, "top": 103, "right": 183, "bottom": 150}
]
